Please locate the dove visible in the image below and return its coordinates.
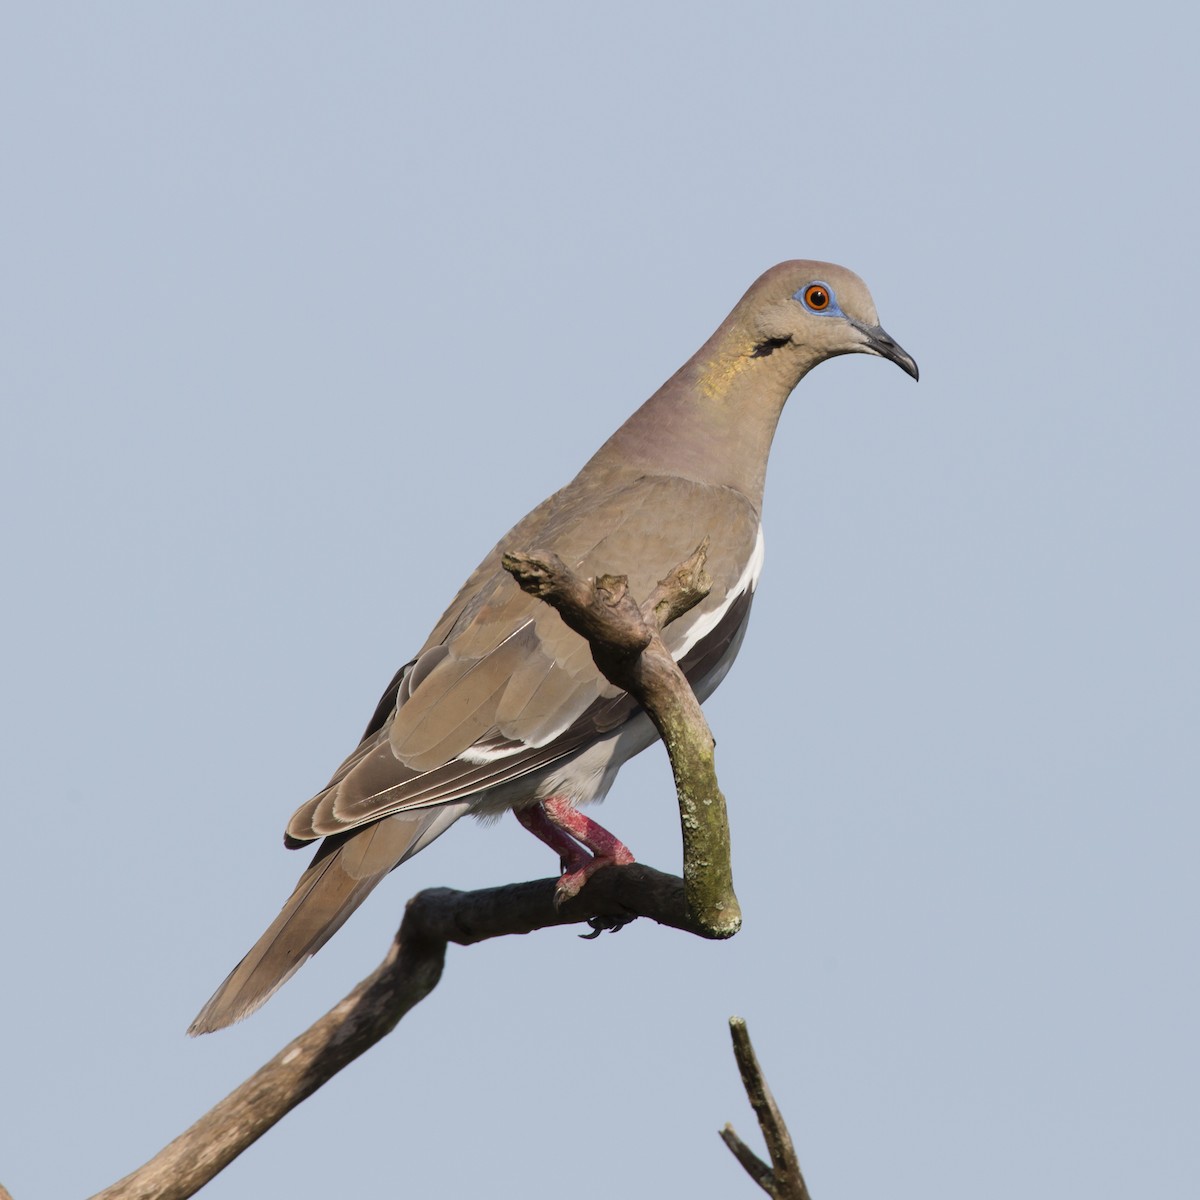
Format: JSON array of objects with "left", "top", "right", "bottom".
[{"left": 189, "top": 260, "right": 917, "bottom": 1033}]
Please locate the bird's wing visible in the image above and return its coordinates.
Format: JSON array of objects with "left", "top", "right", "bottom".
[{"left": 286, "top": 473, "right": 761, "bottom": 842}]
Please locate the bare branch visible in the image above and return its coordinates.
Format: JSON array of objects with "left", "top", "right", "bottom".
[
  {"left": 64, "top": 543, "right": 744, "bottom": 1199},
  {"left": 503, "top": 541, "right": 741, "bottom": 937},
  {"left": 722, "top": 1017, "right": 811, "bottom": 1200},
  {"left": 89, "top": 867, "right": 714, "bottom": 1200}
]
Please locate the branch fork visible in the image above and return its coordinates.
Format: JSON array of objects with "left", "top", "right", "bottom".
[
  {"left": 721, "top": 1017, "right": 812, "bottom": 1200},
  {"left": 502, "top": 538, "right": 741, "bottom": 937},
  {"left": 44, "top": 541, "right": 743, "bottom": 1200}
]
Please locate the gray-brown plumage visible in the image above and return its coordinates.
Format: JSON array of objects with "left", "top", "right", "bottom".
[{"left": 189, "top": 260, "right": 917, "bottom": 1034}]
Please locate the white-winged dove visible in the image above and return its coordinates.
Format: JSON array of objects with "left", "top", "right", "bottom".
[{"left": 189, "top": 260, "right": 917, "bottom": 1034}]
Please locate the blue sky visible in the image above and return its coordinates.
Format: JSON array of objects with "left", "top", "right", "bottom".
[{"left": 2, "top": 4, "right": 1196, "bottom": 1197}]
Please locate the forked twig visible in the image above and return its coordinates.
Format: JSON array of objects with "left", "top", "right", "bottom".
[{"left": 721, "top": 1017, "right": 811, "bottom": 1199}]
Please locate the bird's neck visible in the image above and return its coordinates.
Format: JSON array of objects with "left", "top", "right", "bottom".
[{"left": 587, "top": 319, "right": 819, "bottom": 511}]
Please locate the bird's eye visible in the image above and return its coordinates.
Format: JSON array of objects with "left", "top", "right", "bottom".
[{"left": 803, "top": 284, "right": 831, "bottom": 311}]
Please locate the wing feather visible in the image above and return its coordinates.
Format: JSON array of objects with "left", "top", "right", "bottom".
[{"left": 285, "top": 472, "right": 761, "bottom": 844}]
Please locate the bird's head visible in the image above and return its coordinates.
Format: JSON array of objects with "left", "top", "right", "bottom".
[{"left": 736, "top": 260, "right": 919, "bottom": 381}]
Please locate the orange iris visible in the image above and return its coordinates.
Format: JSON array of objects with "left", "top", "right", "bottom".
[{"left": 804, "top": 284, "right": 830, "bottom": 311}]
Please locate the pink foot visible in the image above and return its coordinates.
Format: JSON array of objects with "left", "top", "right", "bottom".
[{"left": 514, "top": 796, "right": 635, "bottom": 903}]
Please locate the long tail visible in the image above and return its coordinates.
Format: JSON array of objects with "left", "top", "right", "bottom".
[{"left": 188, "top": 804, "right": 469, "bottom": 1035}]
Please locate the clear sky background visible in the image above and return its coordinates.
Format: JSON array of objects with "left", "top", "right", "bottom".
[{"left": 3, "top": 5, "right": 1196, "bottom": 1198}]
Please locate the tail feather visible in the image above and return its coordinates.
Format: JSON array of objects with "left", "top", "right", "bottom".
[{"left": 188, "top": 804, "right": 469, "bottom": 1035}]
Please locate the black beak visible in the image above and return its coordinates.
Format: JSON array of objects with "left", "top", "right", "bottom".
[{"left": 854, "top": 320, "right": 919, "bottom": 381}]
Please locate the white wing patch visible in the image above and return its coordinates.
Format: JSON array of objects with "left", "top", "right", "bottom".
[
  {"left": 460, "top": 742, "right": 525, "bottom": 765},
  {"left": 672, "top": 523, "right": 764, "bottom": 660}
]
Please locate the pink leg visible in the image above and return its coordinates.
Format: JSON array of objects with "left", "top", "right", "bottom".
[
  {"left": 514, "top": 803, "right": 592, "bottom": 875},
  {"left": 514, "top": 796, "right": 635, "bottom": 901}
]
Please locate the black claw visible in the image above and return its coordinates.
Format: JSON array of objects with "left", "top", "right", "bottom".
[{"left": 579, "top": 914, "right": 637, "bottom": 939}]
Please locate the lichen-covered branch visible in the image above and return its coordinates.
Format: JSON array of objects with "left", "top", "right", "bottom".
[
  {"left": 502, "top": 539, "right": 741, "bottom": 936},
  {"left": 721, "top": 1017, "right": 811, "bottom": 1200}
]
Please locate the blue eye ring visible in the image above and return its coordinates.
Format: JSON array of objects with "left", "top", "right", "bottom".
[{"left": 793, "top": 281, "right": 841, "bottom": 315}]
